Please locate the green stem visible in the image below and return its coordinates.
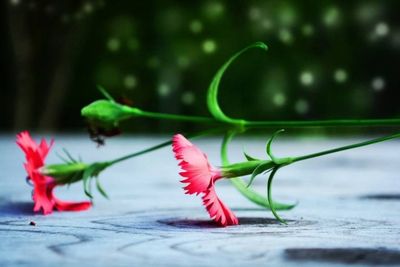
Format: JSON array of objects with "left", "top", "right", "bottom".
[
  {"left": 243, "top": 118, "right": 400, "bottom": 128},
  {"left": 109, "top": 128, "right": 225, "bottom": 166},
  {"left": 127, "top": 106, "right": 400, "bottom": 128},
  {"left": 129, "top": 108, "right": 217, "bottom": 124},
  {"left": 292, "top": 132, "right": 400, "bottom": 163},
  {"left": 109, "top": 139, "right": 172, "bottom": 165}
]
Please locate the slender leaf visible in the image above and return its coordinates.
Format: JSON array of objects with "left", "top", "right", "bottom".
[
  {"left": 95, "top": 177, "right": 109, "bottom": 199},
  {"left": 266, "top": 129, "right": 285, "bottom": 161},
  {"left": 267, "top": 167, "right": 287, "bottom": 224},
  {"left": 62, "top": 148, "right": 77, "bottom": 163},
  {"left": 97, "top": 85, "right": 115, "bottom": 102},
  {"left": 247, "top": 162, "right": 270, "bottom": 187},
  {"left": 243, "top": 151, "right": 260, "bottom": 161},
  {"left": 82, "top": 168, "right": 94, "bottom": 199},
  {"left": 207, "top": 42, "right": 268, "bottom": 122}
]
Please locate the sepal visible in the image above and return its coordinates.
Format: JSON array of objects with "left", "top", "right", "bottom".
[
  {"left": 40, "top": 159, "right": 111, "bottom": 199},
  {"left": 243, "top": 151, "right": 260, "bottom": 161},
  {"left": 247, "top": 161, "right": 274, "bottom": 187}
]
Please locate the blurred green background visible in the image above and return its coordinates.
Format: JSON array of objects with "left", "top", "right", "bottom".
[{"left": 1, "top": 0, "right": 399, "bottom": 133}]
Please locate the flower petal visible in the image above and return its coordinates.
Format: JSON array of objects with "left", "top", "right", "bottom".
[
  {"left": 38, "top": 138, "right": 54, "bottom": 159},
  {"left": 173, "top": 134, "right": 220, "bottom": 195},
  {"left": 54, "top": 198, "right": 92, "bottom": 211},
  {"left": 16, "top": 131, "right": 38, "bottom": 154},
  {"left": 202, "top": 186, "right": 239, "bottom": 226},
  {"left": 17, "top": 131, "right": 91, "bottom": 215},
  {"left": 49, "top": 183, "right": 92, "bottom": 212},
  {"left": 32, "top": 182, "right": 54, "bottom": 215}
]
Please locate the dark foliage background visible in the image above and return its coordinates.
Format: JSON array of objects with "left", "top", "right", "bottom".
[{"left": 1, "top": 0, "right": 399, "bottom": 133}]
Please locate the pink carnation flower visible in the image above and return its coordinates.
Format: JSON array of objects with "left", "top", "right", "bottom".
[
  {"left": 16, "top": 131, "right": 91, "bottom": 215},
  {"left": 172, "top": 134, "right": 238, "bottom": 226}
]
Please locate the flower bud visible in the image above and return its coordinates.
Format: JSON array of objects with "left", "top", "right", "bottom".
[{"left": 81, "top": 100, "right": 137, "bottom": 126}]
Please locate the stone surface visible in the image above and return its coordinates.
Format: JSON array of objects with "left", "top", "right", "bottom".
[{"left": 0, "top": 134, "right": 399, "bottom": 266}]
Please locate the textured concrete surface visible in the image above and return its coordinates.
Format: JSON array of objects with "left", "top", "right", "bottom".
[{"left": 0, "top": 134, "right": 399, "bottom": 266}]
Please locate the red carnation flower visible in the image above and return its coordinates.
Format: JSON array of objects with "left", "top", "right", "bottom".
[
  {"left": 172, "top": 134, "right": 238, "bottom": 226},
  {"left": 16, "top": 131, "right": 91, "bottom": 215}
]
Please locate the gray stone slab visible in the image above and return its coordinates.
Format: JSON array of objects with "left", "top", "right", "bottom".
[{"left": 0, "top": 134, "right": 399, "bottom": 266}]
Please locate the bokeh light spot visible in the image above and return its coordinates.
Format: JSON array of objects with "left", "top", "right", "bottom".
[
  {"left": 356, "top": 3, "right": 382, "bottom": 23},
  {"left": 10, "top": 0, "right": 19, "bottom": 6},
  {"left": 261, "top": 19, "right": 273, "bottom": 30},
  {"left": 375, "top": 22, "right": 390, "bottom": 37},
  {"left": 273, "top": 93, "right": 286, "bottom": 107},
  {"left": 334, "top": 69, "right": 348, "bottom": 83},
  {"left": 204, "top": 2, "right": 225, "bottom": 19},
  {"left": 202, "top": 39, "right": 217, "bottom": 54},
  {"left": 299, "top": 71, "right": 314, "bottom": 86},
  {"left": 190, "top": 20, "right": 203, "bottom": 33},
  {"left": 278, "top": 28, "right": 293, "bottom": 44},
  {"left": 249, "top": 7, "right": 261, "bottom": 21},
  {"left": 158, "top": 83, "right": 171, "bottom": 97},
  {"left": 107, "top": 38, "right": 121, "bottom": 52},
  {"left": 83, "top": 2, "right": 94, "bottom": 14},
  {"left": 278, "top": 5, "right": 297, "bottom": 26},
  {"left": 295, "top": 99, "right": 309, "bottom": 114},
  {"left": 181, "top": 91, "right": 195, "bottom": 105},
  {"left": 323, "top": 7, "right": 340, "bottom": 27},
  {"left": 371, "top": 77, "right": 385, "bottom": 91},
  {"left": 123, "top": 75, "right": 137, "bottom": 90}
]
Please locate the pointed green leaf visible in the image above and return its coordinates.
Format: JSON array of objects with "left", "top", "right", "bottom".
[
  {"left": 267, "top": 167, "right": 287, "bottom": 224},
  {"left": 62, "top": 148, "right": 77, "bottom": 163},
  {"left": 243, "top": 151, "right": 260, "bottom": 161},
  {"left": 95, "top": 177, "right": 109, "bottom": 199},
  {"left": 56, "top": 152, "right": 70, "bottom": 164},
  {"left": 97, "top": 85, "right": 115, "bottom": 102},
  {"left": 207, "top": 42, "right": 268, "bottom": 122},
  {"left": 266, "top": 129, "right": 285, "bottom": 161},
  {"left": 247, "top": 162, "right": 271, "bottom": 187},
  {"left": 82, "top": 167, "right": 94, "bottom": 199}
]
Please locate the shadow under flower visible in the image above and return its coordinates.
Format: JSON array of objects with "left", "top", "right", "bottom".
[
  {"left": 0, "top": 201, "right": 34, "bottom": 216},
  {"left": 159, "top": 217, "right": 295, "bottom": 229}
]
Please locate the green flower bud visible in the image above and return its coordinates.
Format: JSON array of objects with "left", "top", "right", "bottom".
[{"left": 81, "top": 100, "right": 139, "bottom": 126}]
